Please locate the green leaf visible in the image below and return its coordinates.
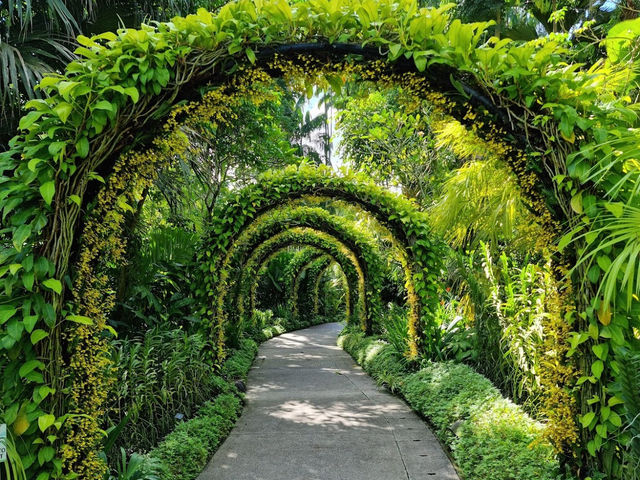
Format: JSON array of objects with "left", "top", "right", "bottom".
[
  {"left": 76, "top": 137, "right": 90, "bottom": 158},
  {"left": 123, "top": 87, "right": 139, "bottom": 104},
  {"left": 23, "top": 271, "right": 35, "bottom": 291},
  {"left": 23, "top": 315, "right": 38, "bottom": 333},
  {"left": 591, "top": 360, "right": 604, "bottom": 379},
  {"left": 92, "top": 100, "right": 115, "bottom": 112},
  {"left": 389, "top": 43, "right": 402, "bottom": 59},
  {"left": 414, "top": 54, "right": 427, "bottom": 72},
  {"left": 38, "top": 446, "right": 55, "bottom": 464},
  {"left": 604, "top": 202, "right": 624, "bottom": 218},
  {"left": 19, "top": 111, "right": 44, "bottom": 130},
  {"left": 67, "top": 315, "right": 94, "bottom": 325},
  {"left": 592, "top": 343, "right": 609, "bottom": 360},
  {"left": 40, "top": 181, "right": 55, "bottom": 206},
  {"left": 570, "top": 192, "right": 583, "bottom": 214},
  {"left": 53, "top": 102, "right": 74, "bottom": 123},
  {"left": 19, "top": 359, "right": 44, "bottom": 377},
  {"left": 596, "top": 255, "right": 611, "bottom": 272},
  {"left": 0, "top": 307, "right": 18, "bottom": 324},
  {"left": 69, "top": 195, "right": 82, "bottom": 207},
  {"left": 558, "top": 231, "right": 574, "bottom": 252},
  {"left": 245, "top": 47, "right": 256, "bottom": 64},
  {"left": 38, "top": 414, "right": 56, "bottom": 432},
  {"left": 31, "top": 329, "right": 49, "bottom": 345},
  {"left": 580, "top": 411, "right": 596, "bottom": 428},
  {"left": 42, "top": 278, "right": 62, "bottom": 294},
  {"left": 609, "top": 411, "right": 622, "bottom": 427},
  {"left": 13, "top": 224, "right": 32, "bottom": 252}
]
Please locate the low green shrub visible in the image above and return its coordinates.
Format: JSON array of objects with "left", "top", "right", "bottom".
[
  {"left": 339, "top": 330, "right": 563, "bottom": 480},
  {"left": 220, "top": 337, "right": 258, "bottom": 379},
  {"left": 145, "top": 386, "right": 245, "bottom": 479}
]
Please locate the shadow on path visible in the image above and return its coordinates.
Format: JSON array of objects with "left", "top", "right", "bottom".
[{"left": 197, "top": 322, "right": 460, "bottom": 480}]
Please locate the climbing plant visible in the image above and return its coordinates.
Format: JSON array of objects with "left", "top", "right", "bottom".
[
  {"left": 0, "top": 0, "right": 639, "bottom": 477},
  {"left": 220, "top": 204, "right": 385, "bottom": 335}
]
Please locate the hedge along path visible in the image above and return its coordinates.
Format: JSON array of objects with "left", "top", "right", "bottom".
[
  {"left": 226, "top": 205, "right": 385, "bottom": 333},
  {"left": 251, "top": 247, "right": 325, "bottom": 315},
  {"left": 1, "top": 0, "right": 637, "bottom": 476},
  {"left": 228, "top": 217, "right": 372, "bottom": 330},
  {"left": 294, "top": 255, "right": 335, "bottom": 319}
]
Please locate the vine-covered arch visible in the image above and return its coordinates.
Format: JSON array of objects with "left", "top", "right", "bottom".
[
  {"left": 235, "top": 227, "right": 366, "bottom": 328},
  {"left": 1, "top": 0, "right": 637, "bottom": 477},
  {"left": 214, "top": 205, "right": 386, "bottom": 336},
  {"left": 199, "top": 166, "right": 441, "bottom": 358},
  {"left": 293, "top": 255, "right": 334, "bottom": 319}
]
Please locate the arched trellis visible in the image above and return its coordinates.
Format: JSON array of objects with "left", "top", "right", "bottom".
[
  {"left": 216, "top": 205, "right": 386, "bottom": 335},
  {"left": 293, "top": 255, "right": 334, "bottom": 319},
  {"left": 251, "top": 247, "right": 349, "bottom": 323},
  {"left": 225, "top": 225, "right": 370, "bottom": 333},
  {"left": 199, "top": 168, "right": 440, "bottom": 360},
  {"left": 1, "top": 0, "right": 634, "bottom": 476}
]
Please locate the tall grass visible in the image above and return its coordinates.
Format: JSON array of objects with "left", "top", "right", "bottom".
[{"left": 108, "top": 327, "right": 226, "bottom": 455}]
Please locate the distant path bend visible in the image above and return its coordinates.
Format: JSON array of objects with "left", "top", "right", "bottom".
[{"left": 198, "top": 322, "right": 460, "bottom": 480}]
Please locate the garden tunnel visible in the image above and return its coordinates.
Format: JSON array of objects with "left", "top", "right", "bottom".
[
  {"left": 1, "top": 0, "right": 638, "bottom": 478},
  {"left": 253, "top": 247, "right": 351, "bottom": 323},
  {"left": 197, "top": 168, "right": 441, "bottom": 356},
  {"left": 292, "top": 255, "right": 336, "bottom": 319},
  {"left": 226, "top": 226, "right": 369, "bottom": 333},
  {"left": 247, "top": 246, "right": 352, "bottom": 325},
  {"left": 213, "top": 204, "right": 387, "bottom": 336},
  {"left": 251, "top": 247, "right": 326, "bottom": 316}
]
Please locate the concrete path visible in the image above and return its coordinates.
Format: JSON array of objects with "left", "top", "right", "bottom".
[{"left": 198, "top": 322, "right": 459, "bottom": 480}]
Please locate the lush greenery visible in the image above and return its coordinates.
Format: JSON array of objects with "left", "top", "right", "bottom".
[
  {"left": 338, "top": 328, "right": 563, "bottom": 480},
  {"left": 0, "top": 0, "right": 639, "bottom": 479}
]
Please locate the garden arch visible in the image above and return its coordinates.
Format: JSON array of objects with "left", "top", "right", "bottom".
[
  {"left": 226, "top": 226, "right": 368, "bottom": 332},
  {"left": 213, "top": 205, "right": 386, "bottom": 335},
  {"left": 251, "top": 247, "right": 325, "bottom": 315},
  {"left": 1, "top": 0, "right": 635, "bottom": 477}
]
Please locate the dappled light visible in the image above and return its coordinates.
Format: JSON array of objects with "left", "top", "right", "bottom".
[{"left": 1, "top": 1, "right": 639, "bottom": 479}]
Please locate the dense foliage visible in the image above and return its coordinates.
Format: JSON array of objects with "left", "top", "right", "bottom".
[
  {"left": 339, "top": 328, "right": 563, "bottom": 480},
  {"left": 0, "top": 0, "right": 639, "bottom": 479}
]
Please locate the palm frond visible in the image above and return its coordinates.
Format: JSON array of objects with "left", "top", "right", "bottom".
[
  {"left": 613, "top": 351, "right": 640, "bottom": 461},
  {"left": 571, "top": 205, "right": 640, "bottom": 310}
]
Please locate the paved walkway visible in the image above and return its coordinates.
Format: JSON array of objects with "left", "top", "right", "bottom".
[{"left": 198, "top": 322, "right": 459, "bottom": 480}]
